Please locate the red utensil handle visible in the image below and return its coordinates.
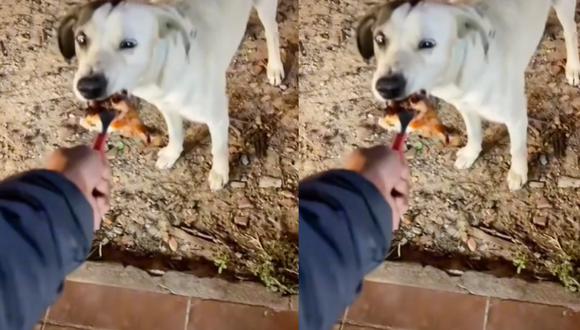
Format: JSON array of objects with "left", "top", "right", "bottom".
[
  {"left": 93, "top": 133, "right": 107, "bottom": 154},
  {"left": 392, "top": 133, "right": 406, "bottom": 152}
]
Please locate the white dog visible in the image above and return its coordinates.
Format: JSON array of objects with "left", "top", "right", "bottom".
[
  {"left": 356, "top": 0, "right": 580, "bottom": 191},
  {"left": 57, "top": 0, "right": 285, "bottom": 191}
]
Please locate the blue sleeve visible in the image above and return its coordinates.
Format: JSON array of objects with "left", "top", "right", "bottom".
[
  {"left": 0, "top": 170, "right": 94, "bottom": 330},
  {"left": 298, "top": 170, "right": 393, "bottom": 330}
]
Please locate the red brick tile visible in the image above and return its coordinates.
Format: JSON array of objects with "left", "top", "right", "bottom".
[
  {"left": 187, "top": 299, "right": 298, "bottom": 330},
  {"left": 342, "top": 324, "right": 390, "bottom": 329},
  {"left": 47, "top": 281, "right": 188, "bottom": 330},
  {"left": 346, "top": 282, "right": 486, "bottom": 330},
  {"left": 486, "top": 299, "right": 580, "bottom": 330}
]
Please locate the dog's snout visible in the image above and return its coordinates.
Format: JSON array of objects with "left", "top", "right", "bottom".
[
  {"left": 77, "top": 74, "right": 108, "bottom": 100},
  {"left": 375, "top": 74, "right": 407, "bottom": 100}
]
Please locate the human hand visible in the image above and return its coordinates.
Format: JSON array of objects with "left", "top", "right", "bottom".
[
  {"left": 345, "top": 145, "right": 410, "bottom": 231},
  {"left": 46, "top": 146, "right": 111, "bottom": 231}
]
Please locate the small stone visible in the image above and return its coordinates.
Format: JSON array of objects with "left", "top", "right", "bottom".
[
  {"left": 168, "top": 237, "right": 178, "bottom": 252},
  {"left": 557, "top": 176, "right": 580, "bottom": 188},
  {"left": 539, "top": 154, "right": 548, "bottom": 166},
  {"left": 572, "top": 97, "right": 580, "bottom": 110},
  {"left": 537, "top": 197, "right": 552, "bottom": 209},
  {"left": 447, "top": 269, "right": 464, "bottom": 276},
  {"left": 259, "top": 176, "right": 283, "bottom": 188},
  {"left": 445, "top": 226, "right": 458, "bottom": 238},
  {"left": 529, "top": 181, "right": 545, "bottom": 189},
  {"left": 533, "top": 216, "right": 548, "bottom": 227},
  {"left": 238, "top": 197, "right": 254, "bottom": 209},
  {"left": 240, "top": 155, "right": 250, "bottom": 166},
  {"left": 279, "top": 84, "right": 288, "bottom": 91},
  {"left": 148, "top": 269, "right": 165, "bottom": 276},
  {"left": 411, "top": 227, "right": 422, "bottom": 235},
  {"left": 230, "top": 181, "right": 246, "bottom": 189},
  {"left": 234, "top": 217, "right": 249, "bottom": 227},
  {"left": 467, "top": 237, "right": 477, "bottom": 252}
]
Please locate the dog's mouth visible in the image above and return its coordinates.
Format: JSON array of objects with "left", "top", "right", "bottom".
[{"left": 385, "top": 90, "right": 426, "bottom": 115}]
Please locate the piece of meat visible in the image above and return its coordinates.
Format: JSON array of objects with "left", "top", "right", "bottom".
[
  {"left": 379, "top": 94, "right": 462, "bottom": 146},
  {"left": 80, "top": 95, "right": 162, "bottom": 146}
]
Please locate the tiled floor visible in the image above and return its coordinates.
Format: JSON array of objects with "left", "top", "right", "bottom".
[
  {"left": 38, "top": 281, "right": 298, "bottom": 330},
  {"left": 335, "top": 281, "right": 580, "bottom": 330},
  {"left": 37, "top": 279, "right": 580, "bottom": 330}
]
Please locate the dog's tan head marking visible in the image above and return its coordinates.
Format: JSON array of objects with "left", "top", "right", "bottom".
[
  {"left": 58, "top": 1, "right": 124, "bottom": 61},
  {"left": 356, "top": 1, "right": 422, "bottom": 61},
  {"left": 356, "top": 0, "right": 492, "bottom": 101},
  {"left": 57, "top": 0, "right": 195, "bottom": 101}
]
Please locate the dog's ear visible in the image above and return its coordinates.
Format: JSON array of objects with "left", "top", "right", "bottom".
[
  {"left": 57, "top": 10, "right": 80, "bottom": 61},
  {"left": 455, "top": 11, "right": 490, "bottom": 56},
  {"left": 156, "top": 8, "right": 194, "bottom": 57},
  {"left": 356, "top": 12, "right": 377, "bottom": 60}
]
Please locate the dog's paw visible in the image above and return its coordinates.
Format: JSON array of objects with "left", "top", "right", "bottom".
[
  {"left": 267, "top": 61, "right": 285, "bottom": 86},
  {"left": 507, "top": 168, "right": 527, "bottom": 191},
  {"left": 208, "top": 167, "right": 229, "bottom": 191},
  {"left": 155, "top": 146, "right": 182, "bottom": 170},
  {"left": 454, "top": 145, "right": 481, "bottom": 170},
  {"left": 566, "top": 63, "right": 580, "bottom": 86}
]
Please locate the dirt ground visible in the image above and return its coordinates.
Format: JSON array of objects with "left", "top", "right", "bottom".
[
  {"left": 0, "top": 0, "right": 298, "bottom": 293},
  {"left": 300, "top": 0, "right": 580, "bottom": 290}
]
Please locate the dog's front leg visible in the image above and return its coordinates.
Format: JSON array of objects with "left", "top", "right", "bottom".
[
  {"left": 206, "top": 99, "right": 230, "bottom": 191},
  {"left": 255, "top": 0, "right": 285, "bottom": 86},
  {"left": 554, "top": 0, "right": 580, "bottom": 86},
  {"left": 454, "top": 110, "right": 483, "bottom": 170},
  {"left": 156, "top": 109, "right": 184, "bottom": 169},
  {"left": 505, "top": 94, "right": 528, "bottom": 191}
]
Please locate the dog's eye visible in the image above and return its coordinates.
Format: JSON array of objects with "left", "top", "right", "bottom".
[
  {"left": 76, "top": 32, "right": 88, "bottom": 47},
  {"left": 119, "top": 39, "right": 138, "bottom": 50},
  {"left": 374, "top": 33, "right": 386, "bottom": 46},
  {"left": 418, "top": 39, "right": 436, "bottom": 50}
]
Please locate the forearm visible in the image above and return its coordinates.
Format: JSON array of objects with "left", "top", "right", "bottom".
[
  {"left": 298, "top": 170, "right": 393, "bottom": 330},
  {"left": 0, "top": 170, "right": 94, "bottom": 330}
]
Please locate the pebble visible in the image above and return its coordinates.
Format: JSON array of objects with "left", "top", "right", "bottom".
[
  {"left": 238, "top": 197, "right": 254, "bottom": 209},
  {"left": 168, "top": 237, "right": 178, "bottom": 252},
  {"left": 447, "top": 269, "right": 464, "bottom": 276},
  {"left": 230, "top": 181, "right": 246, "bottom": 189},
  {"left": 147, "top": 269, "right": 165, "bottom": 276},
  {"left": 539, "top": 155, "right": 548, "bottom": 166},
  {"left": 411, "top": 227, "right": 422, "bottom": 235},
  {"left": 240, "top": 155, "right": 250, "bottom": 166},
  {"left": 234, "top": 217, "right": 249, "bottom": 227},
  {"left": 113, "top": 227, "right": 124, "bottom": 235},
  {"left": 467, "top": 238, "right": 477, "bottom": 252},
  {"left": 557, "top": 176, "right": 580, "bottom": 188},
  {"left": 445, "top": 226, "right": 458, "bottom": 238},
  {"left": 537, "top": 197, "right": 552, "bottom": 209},
  {"left": 259, "top": 176, "right": 283, "bottom": 188},
  {"left": 529, "top": 181, "right": 545, "bottom": 189},
  {"left": 533, "top": 216, "right": 548, "bottom": 227}
]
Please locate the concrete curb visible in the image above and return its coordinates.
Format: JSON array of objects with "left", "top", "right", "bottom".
[
  {"left": 68, "top": 260, "right": 580, "bottom": 314},
  {"left": 367, "top": 261, "right": 580, "bottom": 311},
  {"left": 68, "top": 261, "right": 293, "bottom": 312}
]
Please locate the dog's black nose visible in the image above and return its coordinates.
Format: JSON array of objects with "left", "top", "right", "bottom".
[
  {"left": 375, "top": 74, "right": 407, "bottom": 100},
  {"left": 77, "top": 75, "right": 108, "bottom": 100}
]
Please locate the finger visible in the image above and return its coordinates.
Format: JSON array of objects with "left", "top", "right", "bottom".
[
  {"left": 101, "top": 162, "right": 112, "bottom": 181},
  {"left": 96, "top": 195, "right": 111, "bottom": 215},
  {"left": 345, "top": 150, "right": 366, "bottom": 172},
  {"left": 392, "top": 178, "right": 410, "bottom": 198},
  {"left": 94, "top": 178, "right": 111, "bottom": 198},
  {"left": 400, "top": 161, "right": 411, "bottom": 180},
  {"left": 394, "top": 195, "right": 409, "bottom": 215},
  {"left": 385, "top": 196, "right": 401, "bottom": 231}
]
